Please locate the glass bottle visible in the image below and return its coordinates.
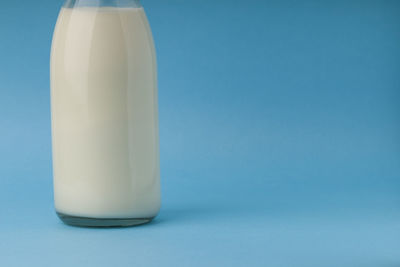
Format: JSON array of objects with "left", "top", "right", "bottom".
[{"left": 50, "top": 0, "right": 160, "bottom": 227}]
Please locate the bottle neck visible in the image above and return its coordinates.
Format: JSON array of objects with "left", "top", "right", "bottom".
[{"left": 63, "top": 0, "right": 142, "bottom": 8}]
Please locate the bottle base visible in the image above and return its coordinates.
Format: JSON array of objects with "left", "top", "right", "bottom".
[{"left": 56, "top": 212, "right": 154, "bottom": 228}]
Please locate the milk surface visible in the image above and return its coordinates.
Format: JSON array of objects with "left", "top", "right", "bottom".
[{"left": 51, "top": 7, "right": 160, "bottom": 218}]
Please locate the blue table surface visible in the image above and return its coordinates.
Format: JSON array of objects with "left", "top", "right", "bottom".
[
  {"left": 0, "top": 176, "right": 399, "bottom": 266},
  {"left": 0, "top": 0, "right": 399, "bottom": 266}
]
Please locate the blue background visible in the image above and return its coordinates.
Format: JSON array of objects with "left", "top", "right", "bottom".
[{"left": 0, "top": 0, "right": 399, "bottom": 266}]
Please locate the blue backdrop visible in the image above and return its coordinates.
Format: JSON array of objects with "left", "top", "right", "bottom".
[{"left": 0, "top": 0, "right": 399, "bottom": 266}]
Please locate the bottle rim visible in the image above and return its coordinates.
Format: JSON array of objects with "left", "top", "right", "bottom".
[{"left": 63, "top": 0, "right": 142, "bottom": 9}]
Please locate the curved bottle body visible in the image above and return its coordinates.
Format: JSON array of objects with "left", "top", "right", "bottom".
[{"left": 51, "top": 0, "right": 160, "bottom": 224}]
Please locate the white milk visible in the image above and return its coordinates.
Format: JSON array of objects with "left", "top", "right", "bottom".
[{"left": 51, "top": 7, "right": 160, "bottom": 219}]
